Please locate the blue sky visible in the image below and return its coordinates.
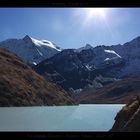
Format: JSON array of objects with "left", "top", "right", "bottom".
[{"left": 0, "top": 8, "right": 140, "bottom": 49}]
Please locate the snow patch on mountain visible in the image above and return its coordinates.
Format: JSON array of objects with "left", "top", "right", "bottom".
[
  {"left": 0, "top": 35, "right": 62, "bottom": 65},
  {"left": 104, "top": 49, "right": 121, "bottom": 58},
  {"left": 104, "top": 58, "right": 111, "bottom": 61},
  {"left": 85, "top": 64, "right": 93, "bottom": 70},
  {"left": 31, "top": 37, "right": 61, "bottom": 51},
  {"left": 85, "top": 47, "right": 123, "bottom": 68}
]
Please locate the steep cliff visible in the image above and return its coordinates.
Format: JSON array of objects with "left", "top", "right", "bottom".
[{"left": 110, "top": 96, "right": 140, "bottom": 132}]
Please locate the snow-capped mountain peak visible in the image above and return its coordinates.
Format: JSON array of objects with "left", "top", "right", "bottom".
[
  {"left": 30, "top": 37, "right": 61, "bottom": 51},
  {"left": 0, "top": 35, "right": 62, "bottom": 65},
  {"left": 23, "top": 35, "right": 61, "bottom": 51}
]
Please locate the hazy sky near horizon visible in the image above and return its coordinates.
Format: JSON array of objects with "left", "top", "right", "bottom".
[{"left": 0, "top": 8, "right": 140, "bottom": 49}]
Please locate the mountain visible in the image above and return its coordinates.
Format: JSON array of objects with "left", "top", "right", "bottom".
[
  {"left": 34, "top": 48, "right": 117, "bottom": 94},
  {"left": 111, "top": 36, "right": 140, "bottom": 77},
  {"left": 77, "top": 73, "right": 140, "bottom": 104},
  {"left": 2, "top": 35, "right": 140, "bottom": 102},
  {"left": 110, "top": 96, "right": 140, "bottom": 132},
  {"left": 33, "top": 42, "right": 126, "bottom": 93},
  {"left": 0, "top": 35, "right": 61, "bottom": 65},
  {"left": 34, "top": 36, "right": 140, "bottom": 97},
  {"left": 75, "top": 36, "right": 140, "bottom": 78},
  {"left": 0, "top": 48, "right": 74, "bottom": 106},
  {"left": 75, "top": 44, "right": 93, "bottom": 52}
]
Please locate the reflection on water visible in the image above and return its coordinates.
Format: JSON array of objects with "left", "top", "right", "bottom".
[{"left": 0, "top": 104, "right": 124, "bottom": 131}]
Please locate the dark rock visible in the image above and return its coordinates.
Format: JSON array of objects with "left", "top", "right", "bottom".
[{"left": 110, "top": 96, "right": 140, "bottom": 132}]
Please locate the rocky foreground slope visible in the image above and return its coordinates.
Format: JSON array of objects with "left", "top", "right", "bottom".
[
  {"left": 110, "top": 96, "right": 140, "bottom": 132},
  {"left": 0, "top": 48, "right": 74, "bottom": 106}
]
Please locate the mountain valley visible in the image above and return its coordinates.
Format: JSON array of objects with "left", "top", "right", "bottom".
[{"left": 1, "top": 35, "right": 140, "bottom": 105}]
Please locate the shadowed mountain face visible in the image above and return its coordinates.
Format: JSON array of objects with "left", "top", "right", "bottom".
[
  {"left": 34, "top": 49, "right": 116, "bottom": 94},
  {"left": 76, "top": 74, "right": 140, "bottom": 104},
  {"left": 110, "top": 96, "right": 140, "bottom": 132},
  {"left": 33, "top": 36, "right": 140, "bottom": 95},
  {"left": 2, "top": 36, "right": 140, "bottom": 103},
  {"left": 0, "top": 48, "right": 74, "bottom": 106}
]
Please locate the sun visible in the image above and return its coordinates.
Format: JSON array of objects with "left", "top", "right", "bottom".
[
  {"left": 84, "top": 8, "right": 107, "bottom": 19},
  {"left": 77, "top": 8, "right": 109, "bottom": 28},
  {"left": 72, "top": 8, "right": 110, "bottom": 29}
]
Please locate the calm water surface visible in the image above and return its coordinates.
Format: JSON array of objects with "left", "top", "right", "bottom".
[{"left": 0, "top": 104, "right": 125, "bottom": 131}]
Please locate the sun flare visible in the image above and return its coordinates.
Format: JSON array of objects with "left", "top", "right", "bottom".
[
  {"left": 84, "top": 8, "right": 108, "bottom": 20},
  {"left": 73, "top": 8, "right": 110, "bottom": 30},
  {"left": 74, "top": 8, "right": 109, "bottom": 29}
]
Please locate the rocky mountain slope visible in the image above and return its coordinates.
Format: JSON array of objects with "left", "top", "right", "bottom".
[
  {"left": 34, "top": 49, "right": 116, "bottom": 94},
  {"left": 77, "top": 74, "right": 140, "bottom": 104},
  {"left": 34, "top": 36, "right": 140, "bottom": 95},
  {"left": 0, "top": 48, "right": 74, "bottom": 106},
  {"left": 110, "top": 96, "right": 140, "bottom": 132},
  {"left": 2, "top": 35, "right": 140, "bottom": 102},
  {"left": 0, "top": 35, "right": 61, "bottom": 65}
]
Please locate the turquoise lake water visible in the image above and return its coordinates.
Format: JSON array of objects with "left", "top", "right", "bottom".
[{"left": 0, "top": 104, "right": 125, "bottom": 131}]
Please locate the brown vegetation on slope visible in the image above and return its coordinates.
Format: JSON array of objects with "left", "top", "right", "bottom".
[
  {"left": 77, "top": 75, "right": 140, "bottom": 104},
  {"left": 0, "top": 48, "right": 74, "bottom": 106}
]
